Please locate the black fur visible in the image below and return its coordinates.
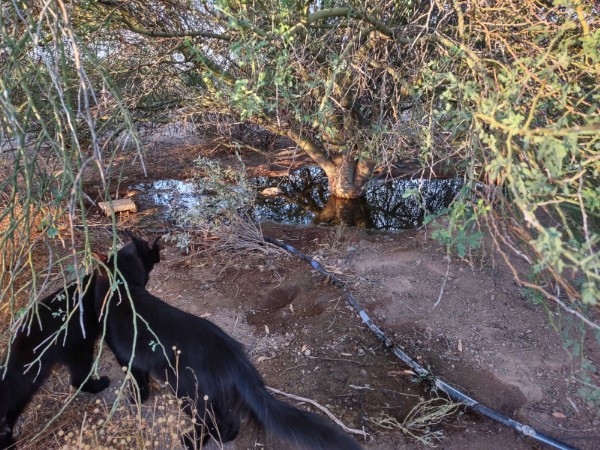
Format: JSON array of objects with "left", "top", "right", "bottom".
[
  {"left": 95, "top": 237, "right": 362, "bottom": 450},
  {"left": 0, "top": 274, "right": 109, "bottom": 450}
]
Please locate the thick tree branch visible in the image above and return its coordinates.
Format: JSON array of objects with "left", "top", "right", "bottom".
[
  {"left": 94, "top": 1, "right": 230, "bottom": 41},
  {"left": 179, "top": 42, "right": 236, "bottom": 86},
  {"left": 306, "top": 7, "right": 412, "bottom": 44},
  {"left": 121, "top": 18, "right": 230, "bottom": 41},
  {"left": 284, "top": 129, "right": 337, "bottom": 174}
]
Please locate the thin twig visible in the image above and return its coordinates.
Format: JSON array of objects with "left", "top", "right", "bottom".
[
  {"left": 266, "top": 386, "right": 370, "bottom": 439},
  {"left": 433, "top": 254, "right": 451, "bottom": 309}
]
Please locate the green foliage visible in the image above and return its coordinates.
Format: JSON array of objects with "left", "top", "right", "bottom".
[
  {"left": 427, "top": 0, "right": 600, "bottom": 396},
  {"left": 424, "top": 192, "right": 489, "bottom": 259},
  {"left": 165, "top": 157, "right": 261, "bottom": 255},
  {"left": 0, "top": 2, "right": 138, "bottom": 333},
  {"left": 231, "top": 79, "right": 263, "bottom": 120},
  {"left": 557, "top": 314, "right": 600, "bottom": 407},
  {"left": 419, "top": 1, "right": 599, "bottom": 310},
  {"left": 175, "top": 155, "right": 255, "bottom": 229}
]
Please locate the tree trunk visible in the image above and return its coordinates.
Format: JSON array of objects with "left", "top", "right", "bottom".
[
  {"left": 323, "top": 158, "right": 374, "bottom": 199},
  {"left": 284, "top": 130, "right": 375, "bottom": 199},
  {"left": 316, "top": 195, "right": 374, "bottom": 229}
]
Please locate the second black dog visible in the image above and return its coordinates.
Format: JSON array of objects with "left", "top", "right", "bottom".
[{"left": 1, "top": 270, "right": 109, "bottom": 450}]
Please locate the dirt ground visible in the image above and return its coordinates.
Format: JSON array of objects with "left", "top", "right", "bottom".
[
  {"left": 10, "top": 133, "right": 600, "bottom": 450},
  {"left": 125, "top": 224, "right": 597, "bottom": 450}
]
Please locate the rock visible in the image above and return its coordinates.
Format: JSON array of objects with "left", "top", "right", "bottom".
[
  {"left": 98, "top": 198, "right": 137, "bottom": 215},
  {"left": 260, "top": 187, "right": 284, "bottom": 197}
]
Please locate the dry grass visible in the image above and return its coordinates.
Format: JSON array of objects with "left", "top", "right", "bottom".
[
  {"left": 204, "top": 214, "right": 287, "bottom": 257},
  {"left": 169, "top": 212, "right": 288, "bottom": 270},
  {"left": 12, "top": 343, "right": 244, "bottom": 450},
  {"left": 177, "top": 215, "right": 288, "bottom": 282},
  {"left": 323, "top": 223, "right": 347, "bottom": 255},
  {"left": 369, "top": 396, "right": 463, "bottom": 447},
  {"left": 14, "top": 365, "right": 204, "bottom": 450}
]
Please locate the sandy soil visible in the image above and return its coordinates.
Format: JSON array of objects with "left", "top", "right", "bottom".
[{"left": 129, "top": 224, "right": 597, "bottom": 450}]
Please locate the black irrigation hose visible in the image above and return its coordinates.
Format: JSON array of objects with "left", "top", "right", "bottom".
[{"left": 264, "top": 235, "right": 578, "bottom": 450}]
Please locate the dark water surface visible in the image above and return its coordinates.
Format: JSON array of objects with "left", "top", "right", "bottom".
[{"left": 132, "top": 167, "right": 462, "bottom": 230}]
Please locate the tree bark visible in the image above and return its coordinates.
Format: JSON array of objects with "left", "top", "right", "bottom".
[
  {"left": 285, "top": 130, "right": 374, "bottom": 199},
  {"left": 316, "top": 195, "right": 374, "bottom": 229},
  {"left": 323, "top": 157, "right": 374, "bottom": 199}
]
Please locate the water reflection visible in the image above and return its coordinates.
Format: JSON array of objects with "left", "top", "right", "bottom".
[
  {"left": 133, "top": 179, "right": 200, "bottom": 220},
  {"left": 132, "top": 167, "right": 462, "bottom": 230},
  {"left": 251, "top": 166, "right": 328, "bottom": 225},
  {"left": 315, "top": 196, "right": 374, "bottom": 229},
  {"left": 365, "top": 178, "right": 463, "bottom": 230},
  {"left": 252, "top": 167, "right": 462, "bottom": 230}
]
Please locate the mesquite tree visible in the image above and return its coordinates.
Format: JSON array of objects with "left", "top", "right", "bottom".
[{"left": 77, "top": 0, "right": 451, "bottom": 198}]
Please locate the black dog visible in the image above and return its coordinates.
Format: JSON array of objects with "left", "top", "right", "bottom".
[
  {"left": 95, "top": 236, "right": 362, "bottom": 449},
  {"left": 1, "top": 270, "right": 109, "bottom": 450}
]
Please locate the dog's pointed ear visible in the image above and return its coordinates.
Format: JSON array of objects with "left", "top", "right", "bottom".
[
  {"left": 152, "top": 236, "right": 162, "bottom": 249},
  {"left": 124, "top": 229, "right": 135, "bottom": 242},
  {"left": 92, "top": 252, "right": 108, "bottom": 264}
]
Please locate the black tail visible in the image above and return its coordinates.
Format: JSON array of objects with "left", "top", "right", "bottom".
[{"left": 237, "top": 371, "right": 363, "bottom": 450}]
